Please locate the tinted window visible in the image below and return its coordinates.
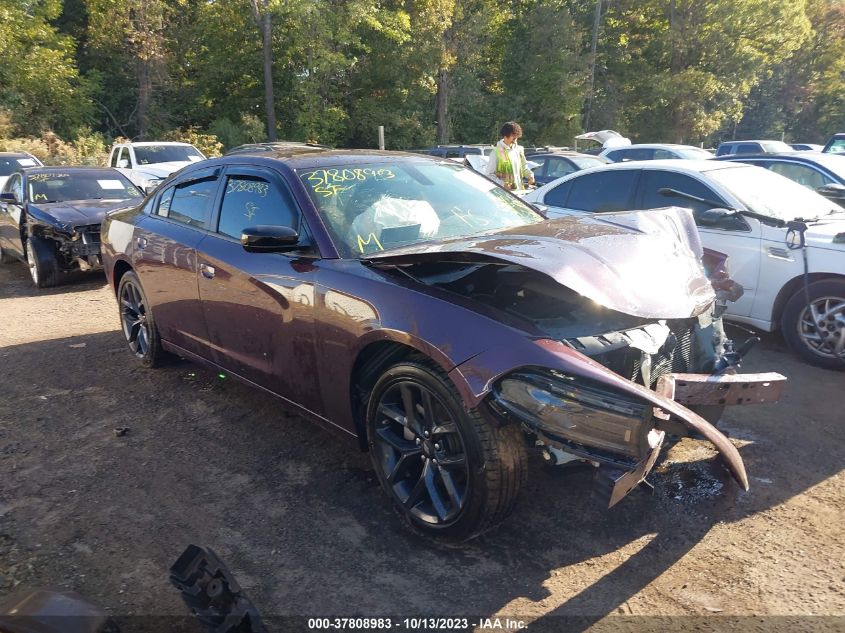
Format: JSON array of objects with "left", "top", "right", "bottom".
[
  {"left": 767, "top": 163, "right": 832, "bottom": 189},
  {"left": 639, "top": 170, "right": 746, "bottom": 231},
  {"left": 736, "top": 143, "right": 761, "bottom": 154},
  {"left": 445, "top": 149, "right": 461, "bottom": 158},
  {"left": 715, "top": 144, "right": 734, "bottom": 156},
  {"left": 544, "top": 180, "right": 573, "bottom": 207},
  {"left": 3, "top": 174, "right": 22, "bottom": 199},
  {"left": 158, "top": 177, "right": 217, "bottom": 228},
  {"left": 567, "top": 171, "right": 638, "bottom": 212},
  {"left": 217, "top": 175, "right": 298, "bottom": 239},
  {"left": 622, "top": 148, "right": 654, "bottom": 161},
  {"left": 546, "top": 158, "right": 576, "bottom": 178},
  {"left": 605, "top": 150, "right": 623, "bottom": 162},
  {"left": 530, "top": 156, "right": 548, "bottom": 173},
  {"left": 1, "top": 156, "right": 37, "bottom": 176},
  {"left": 653, "top": 148, "right": 680, "bottom": 160}
]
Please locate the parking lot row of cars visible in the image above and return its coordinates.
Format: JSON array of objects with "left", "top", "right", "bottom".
[{"left": 0, "top": 133, "right": 840, "bottom": 538}]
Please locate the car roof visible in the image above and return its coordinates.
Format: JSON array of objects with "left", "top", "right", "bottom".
[
  {"left": 24, "top": 166, "right": 123, "bottom": 175},
  {"left": 0, "top": 151, "right": 38, "bottom": 157},
  {"left": 575, "top": 158, "right": 745, "bottom": 174},
  {"left": 606, "top": 143, "right": 706, "bottom": 150},
  {"left": 717, "top": 151, "right": 845, "bottom": 175},
  {"left": 203, "top": 148, "right": 443, "bottom": 171},
  {"left": 119, "top": 141, "right": 195, "bottom": 146},
  {"left": 530, "top": 150, "right": 602, "bottom": 157}
]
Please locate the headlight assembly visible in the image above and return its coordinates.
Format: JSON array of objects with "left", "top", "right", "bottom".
[{"left": 492, "top": 371, "right": 651, "bottom": 458}]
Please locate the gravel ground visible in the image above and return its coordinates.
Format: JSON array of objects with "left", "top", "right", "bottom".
[{"left": 0, "top": 262, "right": 843, "bottom": 632}]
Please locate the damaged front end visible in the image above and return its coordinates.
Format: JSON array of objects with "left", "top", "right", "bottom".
[
  {"left": 366, "top": 209, "right": 786, "bottom": 507},
  {"left": 29, "top": 220, "right": 103, "bottom": 272},
  {"left": 490, "top": 369, "right": 667, "bottom": 507}
]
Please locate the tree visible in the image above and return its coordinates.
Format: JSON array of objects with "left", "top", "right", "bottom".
[
  {"left": 85, "top": 0, "right": 177, "bottom": 139},
  {"left": 248, "top": 0, "right": 279, "bottom": 141},
  {"left": 0, "top": 0, "right": 92, "bottom": 136}
]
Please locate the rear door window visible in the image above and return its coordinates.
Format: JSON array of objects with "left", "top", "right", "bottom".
[
  {"left": 544, "top": 180, "right": 573, "bottom": 207},
  {"left": 566, "top": 170, "right": 639, "bottom": 212},
  {"left": 736, "top": 143, "right": 761, "bottom": 154},
  {"left": 766, "top": 163, "right": 832, "bottom": 189}
]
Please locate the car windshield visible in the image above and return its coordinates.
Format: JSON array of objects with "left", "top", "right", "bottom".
[
  {"left": 760, "top": 141, "right": 794, "bottom": 153},
  {"left": 298, "top": 160, "right": 544, "bottom": 257},
  {"left": 570, "top": 155, "right": 605, "bottom": 168},
  {"left": 708, "top": 166, "right": 840, "bottom": 220},
  {"left": 133, "top": 145, "right": 205, "bottom": 165},
  {"left": 1, "top": 156, "right": 39, "bottom": 176},
  {"left": 28, "top": 172, "right": 143, "bottom": 203},
  {"left": 676, "top": 148, "right": 712, "bottom": 159},
  {"left": 808, "top": 156, "right": 845, "bottom": 180},
  {"left": 824, "top": 138, "right": 845, "bottom": 154}
]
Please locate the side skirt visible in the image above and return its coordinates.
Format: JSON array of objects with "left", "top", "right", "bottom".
[{"left": 160, "top": 339, "right": 359, "bottom": 446}]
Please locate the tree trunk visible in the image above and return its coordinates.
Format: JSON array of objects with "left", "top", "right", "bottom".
[
  {"left": 261, "top": 12, "right": 277, "bottom": 141},
  {"left": 138, "top": 59, "right": 151, "bottom": 140},
  {"left": 436, "top": 68, "right": 449, "bottom": 144},
  {"left": 250, "top": 0, "right": 277, "bottom": 142}
]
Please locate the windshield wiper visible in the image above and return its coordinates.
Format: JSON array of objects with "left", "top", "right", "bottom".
[{"left": 658, "top": 187, "right": 786, "bottom": 228}]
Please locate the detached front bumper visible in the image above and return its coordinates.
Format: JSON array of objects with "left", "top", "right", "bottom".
[{"left": 490, "top": 369, "right": 786, "bottom": 507}]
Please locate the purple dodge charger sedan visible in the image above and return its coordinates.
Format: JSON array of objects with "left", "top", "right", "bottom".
[{"left": 101, "top": 149, "right": 784, "bottom": 539}]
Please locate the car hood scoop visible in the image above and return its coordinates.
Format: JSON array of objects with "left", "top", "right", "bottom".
[{"left": 364, "top": 208, "right": 716, "bottom": 319}]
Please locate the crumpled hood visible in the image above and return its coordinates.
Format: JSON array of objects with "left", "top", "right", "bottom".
[
  {"left": 29, "top": 199, "right": 137, "bottom": 231},
  {"left": 365, "top": 207, "right": 716, "bottom": 319}
]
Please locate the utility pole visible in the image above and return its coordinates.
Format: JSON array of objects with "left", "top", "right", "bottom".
[{"left": 583, "top": 0, "right": 602, "bottom": 131}]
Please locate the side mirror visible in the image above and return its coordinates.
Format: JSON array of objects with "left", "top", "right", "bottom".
[
  {"left": 241, "top": 225, "right": 301, "bottom": 253},
  {"left": 817, "top": 183, "right": 845, "bottom": 200},
  {"left": 117, "top": 159, "right": 130, "bottom": 169},
  {"left": 697, "top": 207, "right": 735, "bottom": 226},
  {"left": 0, "top": 192, "right": 18, "bottom": 204}
]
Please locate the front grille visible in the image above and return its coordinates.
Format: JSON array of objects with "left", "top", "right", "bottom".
[{"left": 586, "top": 321, "right": 695, "bottom": 388}]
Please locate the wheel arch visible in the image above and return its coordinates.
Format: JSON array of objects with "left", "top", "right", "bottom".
[
  {"left": 111, "top": 258, "right": 134, "bottom": 295},
  {"left": 348, "top": 337, "right": 473, "bottom": 451},
  {"left": 771, "top": 272, "right": 845, "bottom": 330}
]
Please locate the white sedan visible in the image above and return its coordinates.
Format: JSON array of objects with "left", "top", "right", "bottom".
[{"left": 523, "top": 160, "right": 845, "bottom": 368}]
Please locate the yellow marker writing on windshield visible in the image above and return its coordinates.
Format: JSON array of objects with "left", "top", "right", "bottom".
[{"left": 357, "top": 233, "right": 383, "bottom": 253}]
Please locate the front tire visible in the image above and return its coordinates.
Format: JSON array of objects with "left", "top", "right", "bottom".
[
  {"left": 117, "top": 270, "right": 163, "bottom": 368},
  {"left": 781, "top": 280, "right": 845, "bottom": 369},
  {"left": 26, "top": 236, "right": 60, "bottom": 288},
  {"left": 366, "top": 361, "right": 526, "bottom": 540}
]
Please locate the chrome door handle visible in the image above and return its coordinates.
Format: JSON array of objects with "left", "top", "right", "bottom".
[
  {"left": 136, "top": 236, "right": 147, "bottom": 250},
  {"left": 200, "top": 263, "right": 215, "bottom": 279}
]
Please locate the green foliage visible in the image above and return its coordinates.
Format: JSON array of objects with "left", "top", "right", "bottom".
[
  {"left": 0, "top": 0, "right": 840, "bottom": 154},
  {"left": 0, "top": 129, "right": 107, "bottom": 166},
  {"left": 161, "top": 126, "right": 224, "bottom": 157}
]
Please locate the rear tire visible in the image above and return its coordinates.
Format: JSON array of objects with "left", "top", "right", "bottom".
[
  {"left": 366, "top": 360, "right": 527, "bottom": 540},
  {"left": 26, "top": 236, "right": 60, "bottom": 288},
  {"left": 781, "top": 280, "right": 845, "bottom": 369},
  {"left": 117, "top": 270, "right": 163, "bottom": 368}
]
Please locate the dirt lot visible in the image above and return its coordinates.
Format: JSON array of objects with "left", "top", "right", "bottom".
[{"left": 1, "top": 262, "right": 843, "bottom": 632}]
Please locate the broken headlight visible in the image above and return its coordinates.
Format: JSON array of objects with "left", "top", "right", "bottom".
[{"left": 492, "top": 371, "right": 651, "bottom": 458}]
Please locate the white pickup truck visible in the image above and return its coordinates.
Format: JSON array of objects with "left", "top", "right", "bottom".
[{"left": 107, "top": 142, "right": 205, "bottom": 192}]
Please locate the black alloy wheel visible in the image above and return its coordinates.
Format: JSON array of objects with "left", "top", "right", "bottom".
[
  {"left": 367, "top": 361, "right": 526, "bottom": 540},
  {"left": 118, "top": 271, "right": 163, "bottom": 367}
]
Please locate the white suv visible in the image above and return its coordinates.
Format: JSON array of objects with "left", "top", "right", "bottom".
[{"left": 108, "top": 142, "right": 205, "bottom": 192}]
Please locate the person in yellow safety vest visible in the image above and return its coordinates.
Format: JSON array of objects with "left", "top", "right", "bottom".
[{"left": 484, "top": 121, "right": 535, "bottom": 191}]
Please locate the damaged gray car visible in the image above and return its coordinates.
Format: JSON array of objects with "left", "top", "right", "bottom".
[{"left": 0, "top": 167, "right": 143, "bottom": 288}]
